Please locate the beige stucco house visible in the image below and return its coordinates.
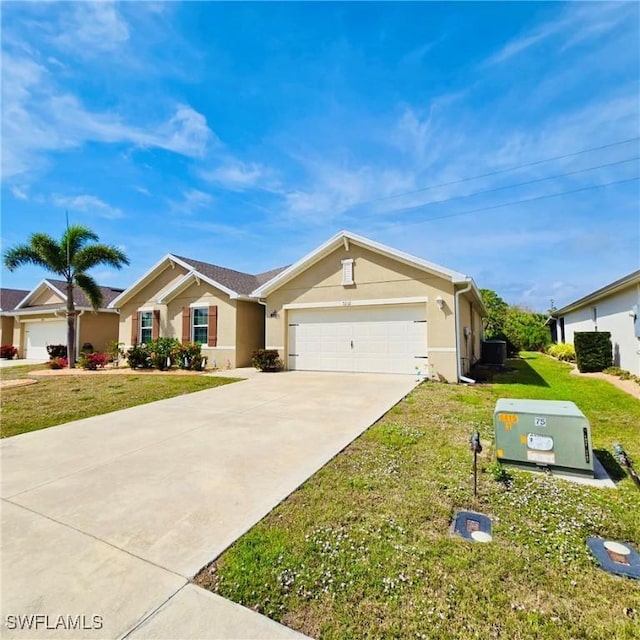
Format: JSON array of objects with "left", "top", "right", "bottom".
[
  {"left": 0, "top": 280, "right": 122, "bottom": 360},
  {"left": 253, "top": 231, "right": 486, "bottom": 382},
  {"left": 109, "top": 255, "right": 285, "bottom": 369}
]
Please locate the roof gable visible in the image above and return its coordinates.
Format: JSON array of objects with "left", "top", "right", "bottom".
[
  {"left": 252, "top": 230, "right": 469, "bottom": 297},
  {"left": 13, "top": 279, "right": 124, "bottom": 311},
  {"left": 109, "top": 254, "right": 289, "bottom": 308},
  {"left": 0, "top": 288, "right": 30, "bottom": 312}
]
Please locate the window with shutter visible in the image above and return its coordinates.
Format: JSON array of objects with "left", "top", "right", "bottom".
[
  {"left": 139, "top": 311, "right": 153, "bottom": 344},
  {"left": 192, "top": 307, "right": 208, "bottom": 344},
  {"left": 341, "top": 259, "right": 354, "bottom": 286}
]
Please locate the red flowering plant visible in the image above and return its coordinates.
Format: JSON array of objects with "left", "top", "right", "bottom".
[
  {"left": 47, "top": 357, "right": 68, "bottom": 369},
  {"left": 78, "top": 352, "right": 109, "bottom": 370}
]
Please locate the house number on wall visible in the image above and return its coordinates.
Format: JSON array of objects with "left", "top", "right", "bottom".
[{"left": 342, "top": 301, "right": 352, "bottom": 306}]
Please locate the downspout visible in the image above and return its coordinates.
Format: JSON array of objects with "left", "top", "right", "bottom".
[{"left": 454, "top": 279, "right": 475, "bottom": 384}]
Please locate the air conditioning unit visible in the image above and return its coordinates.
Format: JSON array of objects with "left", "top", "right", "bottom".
[{"left": 493, "top": 398, "right": 594, "bottom": 477}]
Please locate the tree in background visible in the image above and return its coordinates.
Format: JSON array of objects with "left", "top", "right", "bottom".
[
  {"left": 503, "top": 306, "right": 551, "bottom": 352},
  {"left": 480, "top": 288, "right": 551, "bottom": 355},
  {"left": 480, "top": 288, "right": 509, "bottom": 339},
  {"left": 3, "top": 225, "right": 129, "bottom": 368}
]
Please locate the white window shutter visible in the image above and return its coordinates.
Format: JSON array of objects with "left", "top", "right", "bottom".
[{"left": 341, "top": 259, "right": 354, "bottom": 285}]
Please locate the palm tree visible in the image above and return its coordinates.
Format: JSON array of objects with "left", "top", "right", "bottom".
[{"left": 4, "top": 225, "right": 129, "bottom": 368}]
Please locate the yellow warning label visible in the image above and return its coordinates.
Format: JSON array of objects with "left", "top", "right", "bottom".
[
  {"left": 498, "top": 413, "right": 519, "bottom": 423},
  {"left": 497, "top": 448, "right": 504, "bottom": 458},
  {"left": 520, "top": 434, "right": 527, "bottom": 444}
]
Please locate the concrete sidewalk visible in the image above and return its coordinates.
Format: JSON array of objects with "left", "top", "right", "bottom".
[{"left": 1, "top": 371, "right": 417, "bottom": 639}]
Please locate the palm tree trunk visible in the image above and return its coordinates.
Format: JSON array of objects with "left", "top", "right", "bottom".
[{"left": 66, "top": 282, "right": 76, "bottom": 369}]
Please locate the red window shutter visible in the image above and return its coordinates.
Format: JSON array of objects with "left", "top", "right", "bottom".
[
  {"left": 182, "top": 307, "right": 191, "bottom": 343},
  {"left": 152, "top": 310, "right": 160, "bottom": 340},
  {"left": 208, "top": 305, "right": 218, "bottom": 347},
  {"left": 131, "top": 311, "right": 139, "bottom": 344}
]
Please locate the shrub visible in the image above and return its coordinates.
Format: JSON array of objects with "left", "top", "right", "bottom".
[
  {"left": 106, "top": 340, "right": 125, "bottom": 364},
  {"left": 146, "top": 337, "right": 182, "bottom": 370},
  {"left": 547, "top": 343, "right": 576, "bottom": 362},
  {"left": 503, "top": 307, "right": 551, "bottom": 352},
  {"left": 46, "top": 344, "right": 67, "bottom": 359},
  {"left": 178, "top": 342, "right": 205, "bottom": 371},
  {"left": 574, "top": 331, "right": 612, "bottom": 373},
  {"left": 251, "top": 349, "right": 283, "bottom": 372},
  {"left": 0, "top": 344, "right": 18, "bottom": 359},
  {"left": 126, "top": 343, "right": 153, "bottom": 369},
  {"left": 46, "top": 357, "right": 68, "bottom": 369},
  {"left": 79, "top": 352, "right": 109, "bottom": 370}
]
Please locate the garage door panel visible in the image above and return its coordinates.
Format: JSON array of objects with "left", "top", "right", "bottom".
[
  {"left": 288, "top": 305, "right": 427, "bottom": 375},
  {"left": 25, "top": 320, "right": 67, "bottom": 360}
]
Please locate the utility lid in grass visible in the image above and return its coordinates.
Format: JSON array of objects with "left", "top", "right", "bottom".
[
  {"left": 452, "top": 511, "right": 493, "bottom": 543},
  {"left": 587, "top": 537, "right": 640, "bottom": 580}
]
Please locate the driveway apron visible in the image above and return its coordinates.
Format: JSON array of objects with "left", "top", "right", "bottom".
[{"left": 1, "top": 371, "right": 417, "bottom": 639}]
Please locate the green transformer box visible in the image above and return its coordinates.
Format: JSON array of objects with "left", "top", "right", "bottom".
[{"left": 493, "top": 398, "right": 594, "bottom": 477}]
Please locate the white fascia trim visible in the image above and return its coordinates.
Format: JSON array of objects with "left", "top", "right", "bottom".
[
  {"left": 13, "top": 306, "right": 113, "bottom": 317},
  {"left": 266, "top": 345, "right": 285, "bottom": 350},
  {"left": 283, "top": 296, "right": 428, "bottom": 310},
  {"left": 252, "top": 230, "right": 468, "bottom": 298},
  {"left": 427, "top": 347, "right": 457, "bottom": 353},
  {"left": 555, "top": 269, "right": 640, "bottom": 316},
  {"left": 20, "top": 316, "right": 66, "bottom": 323},
  {"left": 109, "top": 254, "right": 195, "bottom": 309},
  {"left": 15, "top": 279, "right": 67, "bottom": 309},
  {"left": 157, "top": 270, "right": 238, "bottom": 304}
]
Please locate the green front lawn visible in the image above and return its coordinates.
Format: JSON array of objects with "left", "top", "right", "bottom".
[
  {"left": 196, "top": 353, "right": 640, "bottom": 639},
  {"left": 0, "top": 366, "right": 240, "bottom": 438}
]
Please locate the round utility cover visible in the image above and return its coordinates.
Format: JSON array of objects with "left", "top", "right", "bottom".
[
  {"left": 471, "top": 531, "right": 492, "bottom": 543},
  {"left": 604, "top": 541, "right": 631, "bottom": 556}
]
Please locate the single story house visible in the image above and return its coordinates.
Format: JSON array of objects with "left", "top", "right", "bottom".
[
  {"left": 252, "top": 231, "right": 486, "bottom": 381},
  {"left": 108, "top": 255, "right": 286, "bottom": 369},
  {"left": 551, "top": 269, "right": 640, "bottom": 375},
  {"left": 0, "top": 280, "right": 123, "bottom": 360}
]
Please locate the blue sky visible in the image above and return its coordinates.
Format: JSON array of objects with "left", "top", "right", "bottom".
[{"left": 1, "top": 1, "right": 638, "bottom": 312}]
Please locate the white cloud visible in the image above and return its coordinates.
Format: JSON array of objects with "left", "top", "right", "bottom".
[
  {"left": 169, "top": 189, "right": 214, "bottom": 214},
  {"left": 0, "top": 49, "right": 214, "bottom": 180},
  {"left": 10, "top": 185, "right": 29, "bottom": 200},
  {"left": 52, "top": 194, "right": 124, "bottom": 219},
  {"left": 53, "top": 1, "right": 130, "bottom": 55},
  {"left": 484, "top": 2, "right": 636, "bottom": 66},
  {"left": 202, "top": 160, "right": 271, "bottom": 191}
]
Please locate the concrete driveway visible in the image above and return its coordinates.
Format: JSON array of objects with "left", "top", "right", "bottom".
[{"left": 1, "top": 370, "right": 417, "bottom": 639}]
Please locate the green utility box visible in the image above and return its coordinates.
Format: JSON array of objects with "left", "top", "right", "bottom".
[{"left": 494, "top": 398, "right": 594, "bottom": 477}]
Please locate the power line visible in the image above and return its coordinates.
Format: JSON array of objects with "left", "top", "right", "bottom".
[
  {"left": 355, "top": 156, "right": 639, "bottom": 218},
  {"left": 396, "top": 176, "right": 639, "bottom": 226},
  {"left": 345, "top": 135, "right": 640, "bottom": 210}
]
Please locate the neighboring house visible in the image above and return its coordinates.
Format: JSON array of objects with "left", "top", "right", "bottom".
[
  {"left": 0, "top": 280, "right": 123, "bottom": 360},
  {"left": 109, "top": 255, "right": 286, "bottom": 369},
  {"left": 0, "top": 288, "right": 29, "bottom": 349},
  {"left": 552, "top": 270, "right": 640, "bottom": 375},
  {"left": 253, "top": 231, "right": 486, "bottom": 381}
]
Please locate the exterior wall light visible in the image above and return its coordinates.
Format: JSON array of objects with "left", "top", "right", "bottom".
[{"left": 435, "top": 295, "right": 444, "bottom": 309}]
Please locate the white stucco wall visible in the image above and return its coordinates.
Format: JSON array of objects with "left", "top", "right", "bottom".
[{"left": 561, "top": 283, "right": 640, "bottom": 374}]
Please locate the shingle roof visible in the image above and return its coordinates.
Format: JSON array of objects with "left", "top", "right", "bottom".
[
  {"left": 0, "top": 288, "right": 30, "bottom": 312},
  {"left": 44, "top": 280, "right": 125, "bottom": 308},
  {"left": 173, "top": 256, "right": 288, "bottom": 296}
]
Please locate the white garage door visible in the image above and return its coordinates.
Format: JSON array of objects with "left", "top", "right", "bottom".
[
  {"left": 288, "top": 304, "right": 427, "bottom": 374},
  {"left": 25, "top": 320, "right": 67, "bottom": 360}
]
